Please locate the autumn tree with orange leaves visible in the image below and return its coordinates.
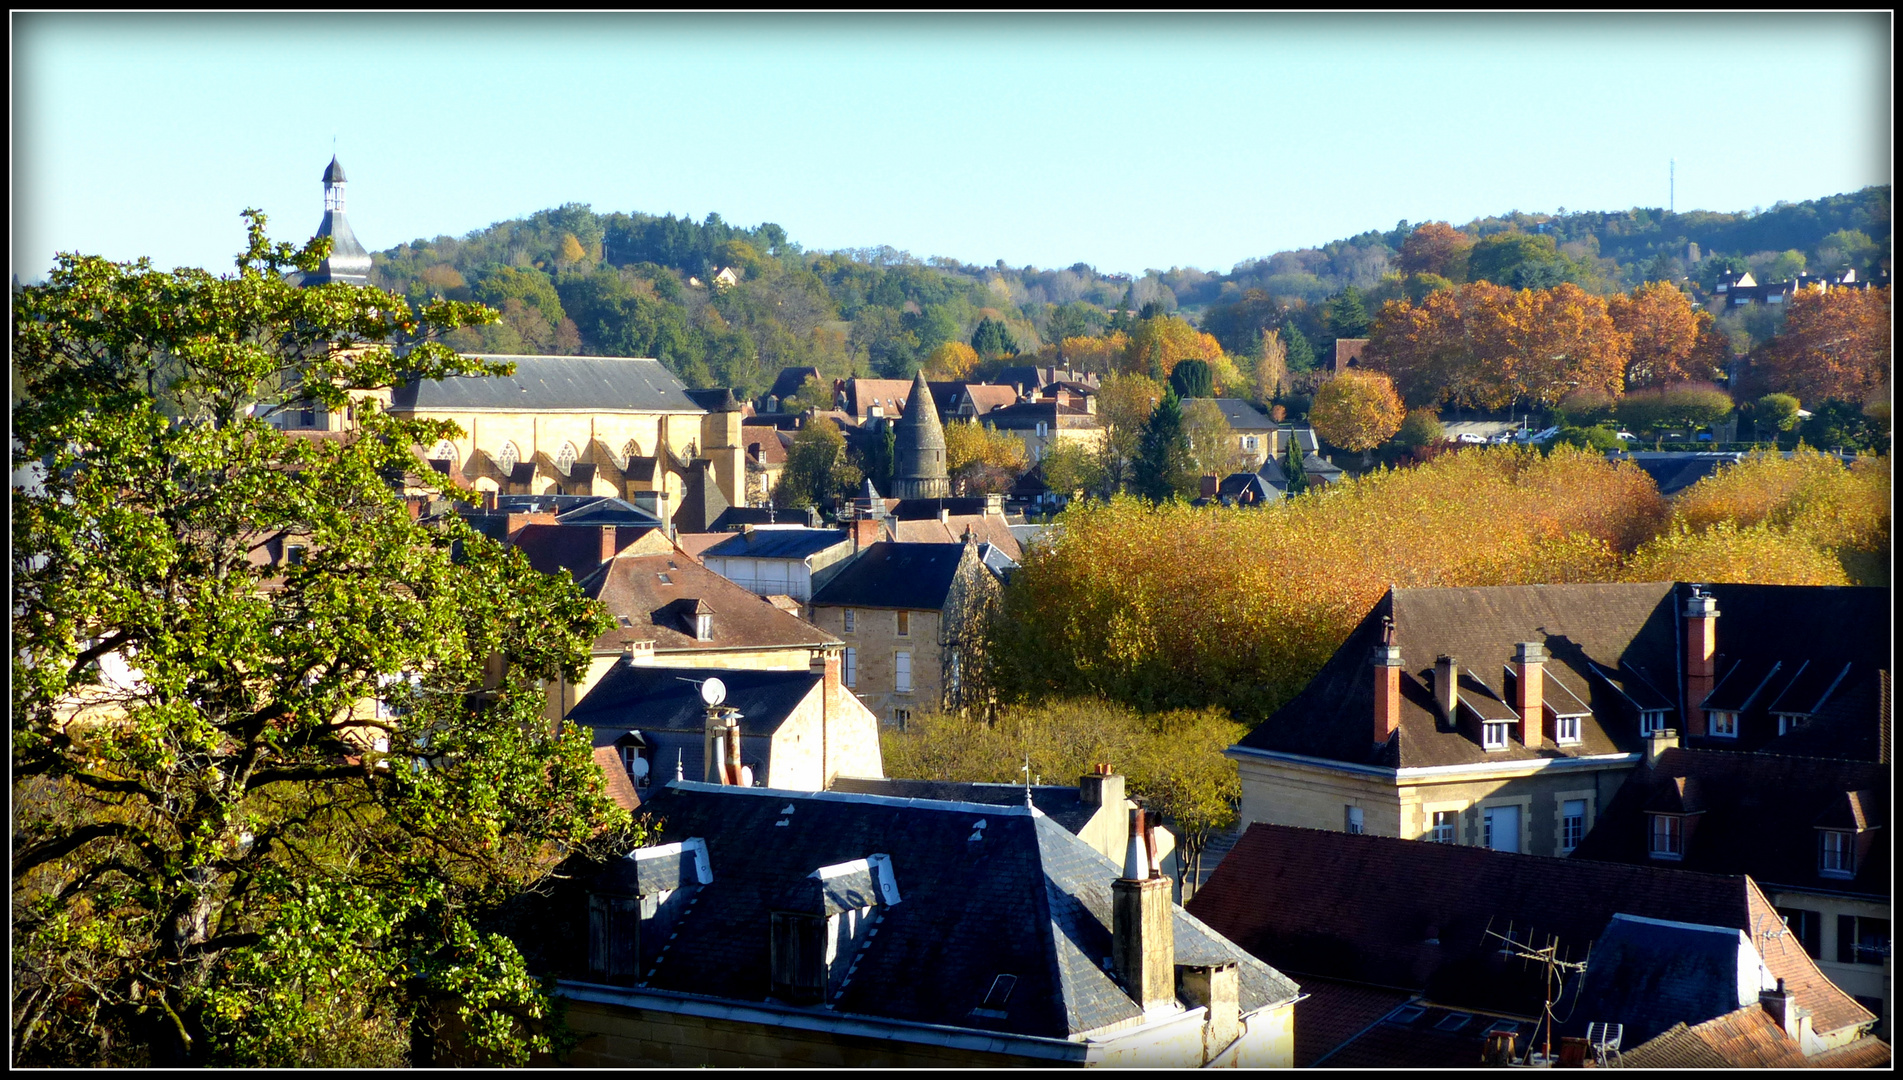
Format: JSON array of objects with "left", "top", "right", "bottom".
[
  {"left": 1310, "top": 370, "right": 1405, "bottom": 465},
  {"left": 1747, "top": 286, "right": 1891, "bottom": 405},
  {"left": 1608, "top": 281, "right": 1729, "bottom": 390},
  {"left": 1397, "top": 221, "right": 1474, "bottom": 281}
]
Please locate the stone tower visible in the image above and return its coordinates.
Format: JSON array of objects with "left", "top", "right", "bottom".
[{"left": 892, "top": 371, "right": 950, "bottom": 499}]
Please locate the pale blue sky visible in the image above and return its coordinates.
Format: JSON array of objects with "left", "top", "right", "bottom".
[{"left": 12, "top": 13, "right": 1891, "bottom": 282}]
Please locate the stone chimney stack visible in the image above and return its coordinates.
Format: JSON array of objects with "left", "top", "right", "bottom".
[
  {"left": 1684, "top": 586, "right": 1720, "bottom": 738},
  {"left": 1373, "top": 639, "right": 1403, "bottom": 747},
  {"left": 1435, "top": 655, "right": 1459, "bottom": 724},
  {"left": 1079, "top": 763, "right": 1125, "bottom": 810},
  {"left": 1113, "top": 808, "right": 1175, "bottom": 1012},
  {"left": 600, "top": 525, "right": 622, "bottom": 565},
  {"left": 1645, "top": 727, "right": 1680, "bottom": 767},
  {"left": 1760, "top": 978, "right": 1805, "bottom": 1041},
  {"left": 1511, "top": 642, "right": 1547, "bottom": 747},
  {"left": 1180, "top": 962, "right": 1241, "bottom": 1057}
]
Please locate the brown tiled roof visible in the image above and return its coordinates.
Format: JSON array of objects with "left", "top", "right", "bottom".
[
  {"left": 591, "top": 746, "right": 641, "bottom": 812},
  {"left": 1623, "top": 1006, "right": 1891, "bottom": 1068},
  {"left": 887, "top": 513, "right": 1022, "bottom": 561},
  {"left": 1235, "top": 582, "right": 1677, "bottom": 769},
  {"left": 981, "top": 399, "right": 1099, "bottom": 430},
  {"left": 507, "top": 523, "right": 659, "bottom": 580},
  {"left": 671, "top": 533, "right": 732, "bottom": 561},
  {"left": 1293, "top": 978, "right": 1414, "bottom": 1066},
  {"left": 1570, "top": 748, "right": 1889, "bottom": 902},
  {"left": 953, "top": 384, "right": 1021, "bottom": 416},
  {"left": 574, "top": 552, "right": 837, "bottom": 655},
  {"left": 1184, "top": 823, "right": 1875, "bottom": 1036},
  {"left": 842, "top": 378, "right": 915, "bottom": 420}
]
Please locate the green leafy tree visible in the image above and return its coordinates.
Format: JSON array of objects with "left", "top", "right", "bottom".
[
  {"left": 1132, "top": 389, "right": 1196, "bottom": 502},
  {"left": 969, "top": 316, "right": 1020, "bottom": 358},
  {"left": 11, "top": 214, "right": 633, "bottom": 1067},
  {"left": 1754, "top": 392, "right": 1802, "bottom": 435},
  {"left": 1038, "top": 437, "right": 1105, "bottom": 501},
  {"left": 775, "top": 415, "right": 856, "bottom": 508},
  {"left": 1396, "top": 407, "right": 1444, "bottom": 449},
  {"left": 1169, "top": 358, "right": 1214, "bottom": 399}
]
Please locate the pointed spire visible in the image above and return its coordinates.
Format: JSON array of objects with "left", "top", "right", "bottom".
[{"left": 893, "top": 370, "right": 949, "bottom": 499}]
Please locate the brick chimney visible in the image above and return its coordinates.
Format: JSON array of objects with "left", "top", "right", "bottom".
[
  {"left": 1511, "top": 642, "right": 1547, "bottom": 747},
  {"left": 600, "top": 525, "right": 622, "bottom": 565},
  {"left": 850, "top": 515, "right": 882, "bottom": 552},
  {"left": 1435, "top": 655, "right": 1459, "bottom": 724},
  {"left": 1200, "top": 474, "right": 1219, "bottom": 499},
  {"left": 1373, "top": 640, "right": 1403, "bottom": 747},
  {"left": 1113, "top": 808, "right": 1175, "bottom": 1012},
  {"left": 1684, "top": 586, "right": 1720, "bottom": 738},
  {"left": 1760, "top": 978, "right": 1807, "bottom": 1042}
]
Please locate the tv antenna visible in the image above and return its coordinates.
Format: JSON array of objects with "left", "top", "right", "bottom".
[{"left": 1483, "top": 919, "right": 1590, "bottom": 1066}]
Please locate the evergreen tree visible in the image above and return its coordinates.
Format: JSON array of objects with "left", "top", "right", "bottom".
[
  {"left": 970, "top": 316, "right": 1019, "bottom": 358},
  {"left": 1169, "top": 358, "right": 1214, "bottom": 399},
  {"left": 1106, "top": 285, "right": 1138, "bottom": 334},
  {"left": 1325, "top": 286, "right": 1371, "bottom": 339},
  {"left": 1133, "top": 389, "right": 1194, "bottom": 502},
  {"left": 1283, "top": 322, "right": 1316, "bottom": 372},
  {"left": 1284, "top": 435, "right": 1309, "bottom": 495}
]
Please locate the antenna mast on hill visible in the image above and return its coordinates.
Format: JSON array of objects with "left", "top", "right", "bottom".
[
  {"left": 1670, "top": 158, "right": 1675, "bottom": 215},
  {"left": 1483, "top": 920, "right": 1590, "bottom": 1066}
]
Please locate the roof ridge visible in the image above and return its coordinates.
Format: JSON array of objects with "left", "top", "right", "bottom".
[{"left": 665, "top": 779, "right": 1042, "bottom": 818}]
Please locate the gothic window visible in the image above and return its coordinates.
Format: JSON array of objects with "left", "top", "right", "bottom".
[
  {"left": 497, "top": 442, "right": 520, "bottom": 473},
  {"left": 557, "top": 442, "right": 578, "bottom": 474},
  {"left": 429, "top": 440, "right": 457, "bottom": 464}
]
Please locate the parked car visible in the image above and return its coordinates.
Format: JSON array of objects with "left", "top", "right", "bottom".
[
  {"left": 1614, "top": 431, "right": 1638, "bottom": 441},
  {"left": 1453, "top": 432, "right": 1488, "bottom": 444}
]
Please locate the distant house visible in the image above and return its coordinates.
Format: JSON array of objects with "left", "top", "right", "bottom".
[
  {"left": 699, "top": 526, "right": 856, "bottom": 602},
  {"left": 1572, "top": 747, "right": 1892, "bottom": 1032},
  {"left": 712, "top": 266, "right": 741, "bottom": 289},
  {"left": 566, "top": 659, "right": 881, "bottom": 800},
  {"left": 762, "top": 366, "right": 821, "bottom": 413},
  {"left": 1332, "top": 338, "right": 1369, "bottom": 373},
  {"left": 1186, "top": 823, "right": 1882, "bottom": 1066},
  {"left": 1180, "top": 398, "right": 1278, "bottom": 469},
  {"left": 995, "top": 364, "right": 1101, "bottom": 398},
  {"left": 944, "top": 383, "right": 1021, "bottom": 420},
  {"left": 1225, "top": 582, "right": 1888, "bottom": 860},
  {"left": 885, "top": 495, "right": 1023, "bottom": 561},
  {"left": 807, "top": 538, "right": 1001, "bottom": 726},
  {"left": 516, "top": 781, "right": 1301, "bottom": 1067},
  {"left": 1713, "top": 267, "right": 1883, "bottom": 308},
  {"left": 979, "top": 384, "right": 1102, "bottom": 463}
]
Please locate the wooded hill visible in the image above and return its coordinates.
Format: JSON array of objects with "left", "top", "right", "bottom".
[{"left": 365, "top": 186, "right": 1891, "bottom": 398}]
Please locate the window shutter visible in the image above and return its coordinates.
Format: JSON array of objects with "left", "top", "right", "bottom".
[{"left": 1839, "top": 914, "right": 1858, "bottom": 964}]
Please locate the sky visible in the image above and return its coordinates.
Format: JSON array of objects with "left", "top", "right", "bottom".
[{"left": 11, "top": 13, "right": 1892, "bottom": 282}]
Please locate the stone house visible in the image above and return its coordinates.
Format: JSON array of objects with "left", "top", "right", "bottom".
[
  {"left": 517, "top": 781, "right": 1301, "bottom": 1067},
  {"left": 980, "top": 384, "right": 1103, "bottom": 464},
  {"left": 1180, "top": 398, "right": 1278, "bottom": 469},
  {"left": 807, "top": 538, "right": 1002, "bottom": 726},
  {"left": 1225, "top": 581, "right": 1888, "bottom": 861}
]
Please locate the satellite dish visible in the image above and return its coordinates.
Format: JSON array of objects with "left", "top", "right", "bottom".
[
  {"left": 701, "top": 677, "right": 726, "bottom": 707},
  {"left": 630, "top": 757, "right": 650, "bottom": 780}
]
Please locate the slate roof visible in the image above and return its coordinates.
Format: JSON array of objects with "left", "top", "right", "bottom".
[
  {"left": 826, "top": 777, "right": 1103, "bottom": 836},
  {"left": 981, "top": 399, "right": 1099, "bottom": 431},
  {"left": 1622, "top": 1007, "right": 1892, "bottom": 1068},
  {"left": 1315, "top": 1001, "right": 1538, "bottom": 1068},
  {"left": 1561, "top": 914, "right": 1775, "bottom": 1047},
  {"left": 1234, "top": 582, "right": 1676, "bottom": 769},
  {"left": 1181, "top": 397, "right": 1275, "bottom": 431},
  {"left": 683, "top": 387, "right": 743, "bottom": 413},
  {"left": 808, "top": 542, "right": 969, "bottom": 611},
  {"left": 701, "top": 527, "right": 852, "bottom": 562},
  {"left": 527, "top": 783, "right": 1299, "bottom": 1039},
  {"left": 389, "top": 355, "right": 704, "bottom": 413},
  {"left": 576, "top": 552, "right": 838, "bottom": 655},
  {"left": 708, "top": 505, "right": 822, "bottom": 531},
  {"left": 569, "top": 665, "right": 821, "bottom": 786},
  {"left": 1569, "top": 748, "right": 1889, "bottom": 901},
  {"left": 1184, "top": 823, "right": 1875, "bottom": 1037}
]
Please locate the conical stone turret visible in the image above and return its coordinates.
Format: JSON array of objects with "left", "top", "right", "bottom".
[{"left": 893, "top": 371, "right": 950, "bottom": 499}]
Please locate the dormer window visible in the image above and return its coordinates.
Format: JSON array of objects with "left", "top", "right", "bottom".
[
  {"left": 1820, "top": 830, "right": 1856, "bottom": 878},
  {"left": 1639, "top": 711, "right": 1668, "bottom": 736},
  {"left": 588, "top": 838, "right": 714, "bottom": 986},
  {"left": 1554, "top": 715, "right": 1582, "bottom": 745},
  {"left": 1648, "top": 814, "right": 1684, "bottom": 860},
  {"left": 1777, "top": 714, "right": 1806, "bottom": 735},
  {"left": 1482, "top": 720, "right": 1512, "bottom": 750},
  {"left": 1710, "top": 711, "right": 1739, "bottom": 738},
  {"left": 771, "top": 854, "right": 901, "bottom": 1005},
  {"left": 696, "top": 613, "right": 713, "bottom": 641}
]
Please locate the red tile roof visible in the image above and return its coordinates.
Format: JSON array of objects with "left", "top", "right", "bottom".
[
  {"left": 1623, "top": 1005, "right": 1891, "bottom": 1068},
  {"left": 1185, "top": 823, "right": 1875, "bottom": 1038},
  {"left": 575, "top": 552, "right": 837, "bottom": 656},
  {"left": 591, "top": 746, "right": 642, "bottom": 812},
  {"left": 1293, "top": 978, "right": 1414, "bottom": 1066}
]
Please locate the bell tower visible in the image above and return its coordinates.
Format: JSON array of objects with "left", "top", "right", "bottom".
[{"left": 300, "top": 155, "right": 373, "bottom": 288}]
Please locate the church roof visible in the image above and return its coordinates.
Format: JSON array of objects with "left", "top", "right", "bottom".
[{"left": 389, "top": 355, "right": 705, "bottom": 414}]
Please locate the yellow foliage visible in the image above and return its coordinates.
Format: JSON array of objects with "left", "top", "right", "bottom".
[
  {"left": 924, "top": 340, "right": 980, "bottom": 380},
  {"left": 1657, "top": 447, "right": 1889, "bottom": 584},
  {"left": 1121, "top": 318, "right": 1223, "bottom": 381},
  {"left": 1622, "top": 522, "right": 1851, "bottom": 586}
]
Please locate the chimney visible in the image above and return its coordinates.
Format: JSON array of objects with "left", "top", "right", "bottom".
[
  {"left": 1078, "top": 763, "right": 1125, "bottom": 809},
  {"left": 481, "top": 489, "right": 498, "bottom": 511},
  {"left": 1511, "top": 641, "right": 1546, "bottom": 747},
  {"left": 850, "top": 515, "right": 882, "bottom": 552},
  {"left": 1645, "top": 727, "right": 1680, "bottom": 767},
  {"left": 1179, "top": 962, "right": 1240, "bottom": 1058},
  {"left": 1113, "top": 808, "right": 1175, "bottom": 1012},
  {"left": 1684, "top": 586, "right": 1720, "bottom": 738},
  {"left": 1372, "top": 640, "right": 1403, "bottom": 747},
  {"left": 1200, "top": 474, "right": 1219, "bottom": 499},
  {"left": 1760, "top": 978, "right": 1808, "bottom": 1042},
  {"left": 1435, "top": 655, "right": 1459, "bottom": 725},
  {"left": 938, "top": 508, "right": 950, "bottom": 523},
  {"left": 600, "top": 525, "right": 620, "bottom": 564}
]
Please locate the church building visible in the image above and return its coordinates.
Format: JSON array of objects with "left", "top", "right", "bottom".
[{"left": 276, "top": 157, "right": 747, "bottom": 528}]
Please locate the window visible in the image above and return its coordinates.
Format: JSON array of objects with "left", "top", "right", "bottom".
[
  {"left": 298, "top": 404, "right": 316, "bottom": 427},
  {"left": 556, "top": 441, "right": 578, "bottom": 473},
  {"left": 1778, "top": 714, "right": 1807, "bottom": 735},
  {"left": 895, "top": 651, "right": 912, "bottom": 693},
  {"left": 1560, "top": 800, "right": 1587, "bottom": 854},
  {"left": 1036, "top": 421, "right": 1049, "bottom": 438},
  {"left": 1483, "top": 805, "right": 1521, "bottom": 853},
  {"left": 429, "top": 439, "right": 457, "bottom": 463},
  {"left": 1648, "top": 814, "right": 1683, "bottom": 859},
  {"left": 286, "top": 544, "right": 308, "bottom": 566},
  {"left": 1710, "top": 711, "right": 1739, "bottom": 737},
  {"left": 1242, "top": 435, "right": 1259, "bottom": 451},
  {"left": 695, "top": 613, "right": 713, "bottom": 641},
  {"left": 843, "top": 647, "right": 857, "bottom": 689},
  {"left": 1820, "top": 830, "right": 1856, "bottom": 878},
  {"left": 891, "top": 707, "right": 911, "bottom": 729},
  {"left": 1431, "top": 810, "right": 1457, "bottom": 844},
  {"left": 1482, "top": 720, "right": 1512, "bottom": 750},
  {"left": 1778, "top": 907, "right": 1822, "bottom": 958},
  {"left": 1555, "top": 715, "right": 1582, "bottom": 745},
  {"left": 896, "top": 610, "right": 910, "bottom": 637},
  {"left": 497, "top": 442, "right": 520, "bottom": 472},
  {"left": 1838, "top": 916, "right": 1890, "bottom": 966},
  {"left": 842, "top": 609, "right": 855, "bottom": 633},
  {"left": 1345, "top": 806, "right": 1364, "bottom": 835},
  {"left": 1639, "top": 711, "right": 1667, "bottom": 736}
]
